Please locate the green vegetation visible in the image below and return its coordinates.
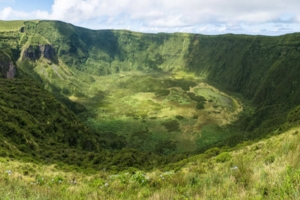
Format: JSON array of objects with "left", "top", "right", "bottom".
[
  {"left": 0, "top": 76, "right": 189, "bottom": 171},
  {"left": 0, "top": 20, "right": 26, "bottom": 32},
  {"left": 1, "top": 19, "right": 300, "bottom": 198},
  {"left": 3, "top": 20, "right": 295, "bottom": 144},
  {"left": 0, "top": 127, "right": 300, "bottom": 199}
]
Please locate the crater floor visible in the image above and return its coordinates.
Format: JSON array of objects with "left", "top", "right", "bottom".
[{"left": 70, "top": 72, "right": 243, "bottom": 154}]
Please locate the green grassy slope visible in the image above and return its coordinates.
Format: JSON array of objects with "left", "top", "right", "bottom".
[
  {"left": 1, "top": 20, "right": 300, "bottom": 198},
  {"left": 1, "top": 19, "right": 300, "bottom": 164},
  {"left": 0, "top": 76, "right": 96, "bottom": 157},
  {"left": 0, "top": 50, "right": 185, "bottom": 170},
  {"left": 6, "top": 21, "right": 242, "bottom": 154},
  {"left": 0, "top": 75, "right": 186, "bottom": 171},
  {"left": 0, "top": 20, "right": 26, "bottom": 32},
  {"left": 1, "top": 126, "right": 300, "bottom": 199},
  {"left": 16, "top": 21, "right": 298, "bottom": 144},
  {"left": 185, "top": 33, "right": 300, "bottom": 135}
]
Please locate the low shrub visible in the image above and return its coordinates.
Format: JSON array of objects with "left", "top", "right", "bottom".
[{"left": 216, "top": 152, "right": 232, "bottom": 163}]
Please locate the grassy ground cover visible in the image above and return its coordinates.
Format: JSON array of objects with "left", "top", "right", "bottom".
[
  {"left": 79, "top": 71, "right": 243, "bottom": 154},
  {"left": 2, "top": 20, "right": 300, "bottom": 199},
  {"left": 1, "top": 127, "right": 300, "bottom": 199}
]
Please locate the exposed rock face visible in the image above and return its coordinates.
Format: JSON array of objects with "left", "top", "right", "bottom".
[
  {"left": 40, "top": 44, "right": 56, "bottom": 60},
  {"left": 0, "top": 51, "right": 16, "bottom": 78},
  {"left": 0, "top": 61, "right": 16, "bottom": 79},
  {"left": 23, "top": 45, "right": 41, "bottom": 60},
  {"left": 20, "top": 26, "right": 25, "bottom": 33},
  {"left": 6, "top": 62, "right": 16, "bottom": 78},
  {"left": 23, "top": 44, "right": 56, "bottom": 61}
]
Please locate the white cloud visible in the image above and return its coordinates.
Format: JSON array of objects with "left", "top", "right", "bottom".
[
  {"left": 0, "top": 7, "right": 28, "bottom": 19},
  {"left": 0, "top": 7, "right": 50, "bottom": 20},
  {"left": 46, "top": 0, "right": 300, "bottom": 25},
  {"left": 1, "top": 0, "right": 300, "bottom": 35},
  {"left": 296, "top": 14, "right": 300, "bottom": 22}
]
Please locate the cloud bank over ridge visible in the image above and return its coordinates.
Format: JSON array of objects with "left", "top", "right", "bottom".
[{"left": 1, "top": 0, "right": 300, "bottom": 35}]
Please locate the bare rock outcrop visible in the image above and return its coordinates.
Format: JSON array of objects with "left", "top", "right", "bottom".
[
  {"left": 6, "top": 62, "right": 16, "bottom": 78},
  {"left": 23, "top": 44, "right": 56, "bottom": 62},
  {"left": 0, "top": 51, "right": 16, "bottom": 78},
  {"left": 40, "top": 44, "right": 56, "bottom": 60}
]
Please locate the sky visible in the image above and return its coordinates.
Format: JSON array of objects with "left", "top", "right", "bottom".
[{"left": 0, "top": 0, "right": 300, "bottom": 35}]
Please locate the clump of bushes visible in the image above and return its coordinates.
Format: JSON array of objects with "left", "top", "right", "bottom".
[
  {"left": 175, "top": 115, "right": 184, "bottom": 120},
  {"left": 155, "top": 89, "right": 170, "bottom": 97},
  {"left": 162, "top": 120, "right": 180, "bottom": 132},
  {"left": 216, "top": 152, "right": 232, "bottom": 163},
  {"left": 187, "top": 92, "right": 206, "bottom": 102},
  {"left": 204, "top": 147, "right": 220, "bottom": 158},
  {"left": 196, "top": 102, "right": 205, "bottom": 110}
]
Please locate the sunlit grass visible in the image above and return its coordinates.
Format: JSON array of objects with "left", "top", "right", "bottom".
[
  {"left": 76, "top": 71, "right": 243, "bottom": 154},
  {"left": 0, "top": 20, "right": 26, "bottom": 32},
  {"left": 1, "top": 127, "right": 300, "bottom": 199}
]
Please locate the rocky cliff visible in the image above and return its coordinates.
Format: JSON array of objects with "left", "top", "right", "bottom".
[
  {"left": 22, "top": 44, "right": 56, "bottom": 62},
  {"left": 0, "top": 51, "right": 16, "bottom": 78}
]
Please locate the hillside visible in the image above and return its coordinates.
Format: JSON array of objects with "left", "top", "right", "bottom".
[
  {"left": 0, "top": 70, "right": 185, "bottom": 171},
  {"left": 0, "top": 69, "right": 99, "bottom": 161},
  {"left": 0, "top": 20, "right": 300, "bottom": 154},
  {"left": 1, "top": 126, "right": 300, "bottom": 199},
  {"left": 1, "top": 19, "right": 300, "bottom": 198}
]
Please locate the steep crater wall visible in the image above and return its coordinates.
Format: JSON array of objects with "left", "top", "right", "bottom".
[{"left": 3, "top": 20, "right": 300, "bottom": 143}]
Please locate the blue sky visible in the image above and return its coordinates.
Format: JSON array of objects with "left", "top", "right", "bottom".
[
  {"left": 0, "top": 0, "right": 53, "bottom": 12},
  {"left": 1, "top": 0, "right": 300, "bottom": 35}
]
